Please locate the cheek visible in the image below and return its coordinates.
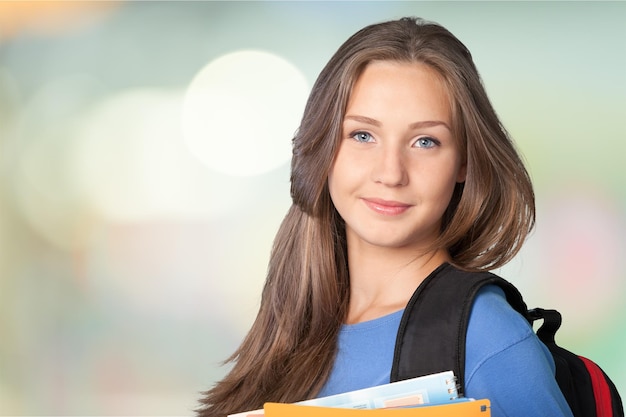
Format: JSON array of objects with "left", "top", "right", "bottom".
[
  {"left": 328, "top": 150, "right": 357, "bottom": 195},
  {"left": 327, "top": 161, "right": 345, "bottom": 207},
  {"left": 327, "top": 170, "right": 337, "bottom": 203},
  {"left": 420, "top": 160, "right": 463, "bottom": 202}
]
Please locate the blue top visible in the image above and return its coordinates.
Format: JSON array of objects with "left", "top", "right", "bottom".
[{"left": 317, "top": 285, "right": 574, "bottom": 417}]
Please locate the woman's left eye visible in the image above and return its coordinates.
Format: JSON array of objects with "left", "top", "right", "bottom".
[{"left": 413, "top": 137, "right": 439, "bottom": 148}]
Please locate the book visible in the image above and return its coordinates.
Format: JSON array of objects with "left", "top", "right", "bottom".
[
  {"left": 297, "top": 370, "right": 459, "bottom": 409},
  {"left": 263, "top": 399, "right": 491, "bottom": 416},
  {"left": 229, "top": 371, "right": 460, "bottom": 417}
]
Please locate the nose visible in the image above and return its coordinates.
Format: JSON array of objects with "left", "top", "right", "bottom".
[{"left": 371, "top": 145, "right": 409, "bottom": 187}]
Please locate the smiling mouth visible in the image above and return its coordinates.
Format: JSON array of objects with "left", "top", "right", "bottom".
[{"left": 362, "top": 198, "right": 412, "bottom": 216}]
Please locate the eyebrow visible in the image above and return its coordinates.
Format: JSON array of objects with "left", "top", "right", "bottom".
[{"left": 344, "top": 115, "right": 451, "bottom": 131}]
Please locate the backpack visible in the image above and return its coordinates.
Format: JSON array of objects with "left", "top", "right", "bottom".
[{"left": 390, "top": 263, "right": 624, "bottom": 417}]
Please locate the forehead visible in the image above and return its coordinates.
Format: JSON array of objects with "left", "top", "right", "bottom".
[{"left": 346, "top": 60, "right": 452, "bottom": 122}]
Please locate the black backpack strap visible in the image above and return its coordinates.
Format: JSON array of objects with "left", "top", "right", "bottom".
[{"left": 390, "top": 263, "right": 528, "bottom": 395}]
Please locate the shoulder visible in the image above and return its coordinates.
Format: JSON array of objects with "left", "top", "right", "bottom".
[
  {"left": 469, "top": 284, "right": 531, "bottom": 339},
  {"left": 466, "top": 284, "right": 536, "bottom": 370},
  {"left": 464, "top": 285, "right": 573, "bottom": 416}
]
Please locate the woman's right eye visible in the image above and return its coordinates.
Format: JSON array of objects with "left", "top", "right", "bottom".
[{"left": 351, "top": 131, "right": 374, "bottom": 143}]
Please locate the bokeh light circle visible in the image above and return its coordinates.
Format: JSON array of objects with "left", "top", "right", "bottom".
[
  {"left": 72, "top": 89, "right": 198, "bottom": 222},
  {"left": 181, "top": 50, "right": 309, "bottom": 177}
]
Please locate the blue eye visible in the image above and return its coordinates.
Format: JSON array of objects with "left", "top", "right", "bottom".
[
  {"left": 352, "top": 131, "right": 374, "bottom": 143},
  {"left": 414, "top": 137, "right": 438, "bottom": 148}
]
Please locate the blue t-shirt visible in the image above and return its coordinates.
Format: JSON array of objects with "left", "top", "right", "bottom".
[{"left": 317, "top": 285, "right": 574, "bottom": 417}]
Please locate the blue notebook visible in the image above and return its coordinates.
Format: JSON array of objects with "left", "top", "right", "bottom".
[
  {"left": 229, "top": 371, "right": 460, "bottom": 416},
  {"left": 297, "top": 370, "right": 459, "bottom": 409}
]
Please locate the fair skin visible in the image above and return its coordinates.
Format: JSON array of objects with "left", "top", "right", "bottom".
[{"left": 328, "top": 60, "right": 466, "bottom": 324}]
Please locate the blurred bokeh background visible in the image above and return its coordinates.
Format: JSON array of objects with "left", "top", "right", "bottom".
[{"left": 0, "top": 1, "right": 624, "bottom": 415}]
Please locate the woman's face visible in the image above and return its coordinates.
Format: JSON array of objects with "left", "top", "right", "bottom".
[{"left": 328, "top": 60, "right": 466, "bottom": 253}]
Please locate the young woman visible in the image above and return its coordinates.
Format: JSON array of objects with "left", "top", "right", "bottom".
[{"left": 197, "top": 17, "right": 573, "bottom": 417}]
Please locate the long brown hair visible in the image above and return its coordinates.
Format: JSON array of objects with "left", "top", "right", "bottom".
[{"left": 197, "top": 17, "right": 535, "bottom": 416}]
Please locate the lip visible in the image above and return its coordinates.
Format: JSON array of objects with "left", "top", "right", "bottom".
[{"left": 362, "top": 198, "right": 412, "bottom": 216}]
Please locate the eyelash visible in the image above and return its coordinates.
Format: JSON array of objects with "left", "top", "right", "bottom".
[{"left": 349, "top": 131, "right": 440, "bottom": 148}]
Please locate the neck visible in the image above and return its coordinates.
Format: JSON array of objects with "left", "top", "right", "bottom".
[{"left": 345, "top": 241, "right": 449, "bottom": 324}]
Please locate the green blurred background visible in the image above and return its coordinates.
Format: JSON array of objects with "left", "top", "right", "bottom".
[{"left": 0, "top": 1, "right": 624, "bottom": 415}]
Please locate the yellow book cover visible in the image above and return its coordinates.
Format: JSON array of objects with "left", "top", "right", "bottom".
[{"left": 263, "top": 399, "right": 490, "bottom": 417}]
